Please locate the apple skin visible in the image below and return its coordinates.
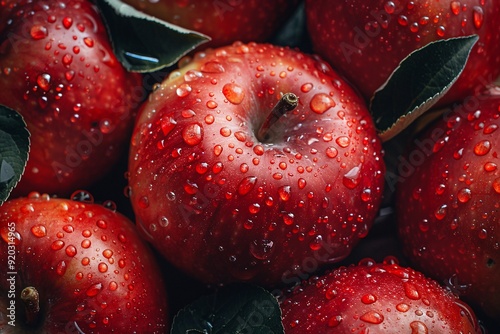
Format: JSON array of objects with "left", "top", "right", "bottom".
[
  {"left": 128, "top": 42, "right": 386, "bottom": 286},
  {"left": 120, "top": 0, "right": 300, "bottom": 48},
  {"left": 0, "top": 0, "right": 143, "bottom": 197},
  {"left": 0, "top": 193, "right": 169, "bottom": 333},
  {"left": 396, "top": 87, "right": 500, "bottom": 319},
  {"left": 281, "top": 259, "right": 482, "bottom": 334},
  {"left": 305, "top": 0, "right": 500, "bottom": 106}
]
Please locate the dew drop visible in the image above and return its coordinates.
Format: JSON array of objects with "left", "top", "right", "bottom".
[
  {"left": 51, "top": 240, "right": 65, "bottom": 251},
  {"left": 206, "top": 100, "right": 218, "bottom": 109},
  {"left": 434, "top": 204, "right": 447, "bottom": 220},
  {"left": 336, "top": 136, "right": 350, "bottom": 148},
  {"left": 298, "top": 178, "right": 307, "bottom": 189},
  {"left": 65, "top": 245, "right": 77, "bottom": 257},
  {"left": 56, "top": 260, "right": 67, "bottom": 276},
  {"left": 396, "top": 303, "right": 410, "bottom": 312},
  {"left": 37, "top": 73, "right": 51, "bottom": 91},
  {"left": 384, "top": 1, "right": 396, "bottom": 14},
  {"left": 220, "top": 127, "right": 232, "bottom": 137},
  {"left": 205, "top": 114, "right": 215, "bottom": 124},
  {"left": 214, "top": 144, "right": 223, "bottom": 156},
  {"left": 222, "top": 83, "right": 245, "bottom": 104},
  {"left": 360, "top": 310, "right": 384, "bottom": 324},
  {"left": 310, "top": 93, "right": 336, "bottom": 114},
  {"left": 201, "top": 61, "right": 225, "bottom": 73},
  {"left": 81, "top": 239, "right": 91, "bottom": 249},
  {"left": 450, "top": 1, "right": 461, "bottom": 15},
  {"left": 328, "top": 315, "right": 342, "bottom": 327},
  {"left": 250, "top": 239, "right": 274, "bottom": 260},
  {"left": 361, "top": 188, "right": 372, "bottom": 202},
  {"left": 103, "top": 249, "right": 113, "bottom": 259},
  {"left": 325, "top": 288, "right": 338, "bottom": 300},
  {"left": 184, "top": 69, "right": 203, "bottom": 81},
  {"left": 83, "top": 37, "right": 94, "bottom": 47},
  {"left": 109, "top": 281, "right": 118, "bottom": 291},
  {"left": 403, "top": 282, "right": 420, "bottom": 300},
  {"left": 278, "top": 186, "right": 291, "bottom": 201},
  {"left": 283, "top": 212, "right": 294, "bottom": 225},
  {"left": 238, "top": 176, "right": 257, "bottom": 195},
  {"left": 326, "top": 147, "right": 338, "bottom": 158},
  {"left": 410, "top": 320, "right": 428, "bottom": 334},
  {"left": 98, "top": 263, "right": 108, "bottom": 273},
  {"left": 457, "top": 188, "right": 472, "bottom": 203},
  {"left": 301, "top": 83, "right": 313, "bottom": 93},
  {"left": 474, "top": 140, "right": 491, "bottom": 156},
  {"left": 160, "top": 116, "right": 177, "bottom": 136},
  {"left": 62, "top": 17, "right": 73, "bottom": 29},
  {"left": 176, "top": 83, "right": 192, "bottom": 97},
  {"left": 86, "top": 283, "right": 103, "bottom": 297},
  {"left": 493, "top": 178, "right": 500, "bottom": 194},
  {"left": 30, "top": 25, "right": 48, "bottom": 40},
  {"left": 30, "top": 224, "right": 47, "bottom": 238},
  {"left": 361, "top": 293, "right": 377, "bottom": 304},
  {"left": 484, "top": 162, "right": 497, "bottom": 172},
  {"left": 343, "top": 165, "right": 361, "bottom": 189},
  {"left": 182, "top": 123, "right": 204, "bottom": 146},
  {"left": 473, "top": 6, "right": 484, "bottom": 29},
  {"left": 138, "top": 196, "right": 149, "bottom": 209}
]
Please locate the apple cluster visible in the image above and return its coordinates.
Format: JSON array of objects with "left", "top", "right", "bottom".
[{"left": 0, "top": 0, "right": 499, "bottom": 333}]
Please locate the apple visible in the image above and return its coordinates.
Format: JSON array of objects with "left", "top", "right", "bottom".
[
  {"left": 0, "top": 0, "right": 143, "bottom": 197},
  {"left": 0, "top": 192, "right": 169, "bottom": 333},
  {"left": 128, "top": 42, "right": 386, "bottom": 286},
  {"left": 396, "top": 87, "right": 500, "bottom": 319},
  {"left": 281, "top": 258, "right": 482, "bottom": 333},
  {"left": 120, "top": 0, "right": 300, "bottom": 48},
  {"left": 305, "top": 0, "right": 500, "bottom": 106}
]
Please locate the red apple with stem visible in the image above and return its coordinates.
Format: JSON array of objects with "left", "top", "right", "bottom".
[
  {"left": 305, "top": 0, "right": 500, "bottom": 106},
  {"left": 0, "top": 0, "right": 143, "bottom": 197},
  {"left": 396, "top": 87, "right": 500, "bottom": 319},
  {"left": 128, "top": 42, "right": 386, "bottom": 286},
  {"left": 120, "top": 0, "right": 300, "bottom": 49},
  {"left": 0, "top": 192, "right": 169, "bottom": 333}
]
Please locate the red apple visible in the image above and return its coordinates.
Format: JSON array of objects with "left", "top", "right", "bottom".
[
  {"left": 0, "top": 192, "right": 169, "bottom": 333},
  {"left": 0, "top": 0, "right": 143, "bottom": 197},
  {"left": 120, "top": 0, "right": 300, "bottom": 48},
  {"left": 305, "top": 0, "right": 500, "bottom": 106},
  {"left": 281, "top": 258, "right": 482, "bottom": 333},
  {"left": 396, "top": 87, "right": 500, "bottom": 319},
  {"left": 128, "top": 42, "right": 386, "bottom": 286}
]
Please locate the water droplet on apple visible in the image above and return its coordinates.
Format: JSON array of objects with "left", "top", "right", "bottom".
[
  {"left": 161, "top": 116, "right": 177, "bottom": 136},
  {"left": 450, "top": 1, "right": 461, "bottom": 15},
  {"left": 51, "top": 240, "right": 65, "bottom": 251},
  {"left": 238, "top": 176, "right": 257, "bottom": 195},
  {"left": 184, "top": 69, "right": 203, "bottom": 81},
  {"left": 222, "top": 83, "right": 245, "bottom": 104},
  {"left": 250, "top": 239, "right": 274, "bottom": 260},
  {"left": 206, "top": 100, "right": 218, "bottom": 109},
  {"left": 278, "top": 185, "right": 291, "bottom": 201},
  {"left": 336, "top": 136, "right": 350, "bottom": 148},
  {"left": 30, "top": 224, "right": 47, "bottom": 238},
  {"left": 403, "top": 282, "right": 420, "bottom": 300},
  {"left": 457, "top": 188, "right": 472, "bottom": 203},
  {"left": 309, "top": 235, "right": 323, "bottom": 250},
  {"left": 182, "top": 123, "right": 203, "bottom": 146},
  {"left": 410, "top": 321, "right": 428, "bottom": 334},
  {"left": 30, "top": 25, "right": 48, "bottom": 40},
  {"left": 473, "top": 6, "right": 484, "bottom": 29},
  {"left": 396, "top": 303, "right": 410, "bottom": 312},
  {"left": 181, "top": 109, "right": 196, "bottom": 118},
  {"left": 138, "top": 196, "right": 149, "bottom": 209},
  {"left": 201, "top": 61, "right": 225, "bottom": 73},
  {"left": 328, "top": 315, "right": 342, "bottom": 327},
  {"left": 493, "top": 178, "right": 500, "bottom": 194},
  {"left": 86, "top": 283, "right": 103, "bottom": 297},
  {"left": 360, "top": 310, "right": 384, "bottom": 324},
  {"left": 343, "top": 165, "right": 361, "bottom": 189},
  {"left": 98, "top": 263, "right": 108, "bottom": 273},
  {"left": 65, "top": 245, "right": 77, "bottom": 257},
  {"left": 326, "top": 147, "right": 338, "bottom": 158},
  {"left": 283, "top": 212, "right": 294, "bottom": 225},
  {"left": 310, "top": 93, "right": 336, "bottom": 114},
  {"left": 71, "top": 190, "right": 94, "bottom": 203},
  {"left": 361, "top": 293, "right": 377, "bottom": 304},
  {"left": 301, "top": 83, "right": 313, "bottom": 93},
  {"left": 56, "top": 260, "right": 67, "bottom": 276},
  {"left": 176, "top": 83, "right": 192, "bottom": 97},
  {"left": 220, "top": 127, "right": 232, "bottom": 137},
  {"left": 474, "top": 140, "right": 491, "bottom": 155}
]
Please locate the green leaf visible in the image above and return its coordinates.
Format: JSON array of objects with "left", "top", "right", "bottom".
[
  {"left": 171, "top": 283, "right": 284, "bottom": 334},
  {"left": 0, "top": 106, "right": 30, "bottom": 204},
  {"left": 96, "top": 0, "right": 210, "bottom": 73},
  {"left": 370, "top": 35, "right": 479, "bottom": 142}
]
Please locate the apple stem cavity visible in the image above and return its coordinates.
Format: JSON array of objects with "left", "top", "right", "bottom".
[
  {"left": 257, "top": 92, "right": 298, "bottom": 142},
  {"left": 21, "top": 286, "right": 40, "bottom": 326}
]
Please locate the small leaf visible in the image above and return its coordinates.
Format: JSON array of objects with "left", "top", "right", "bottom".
[
  {"left": 0, "top": 106, "right": 30, "bottom": 204},
  {"left": 96, "top": 0, "right": 210, "bottom": 73},
  {"left": 370, "top": 35, "right": 479, "bottom": 142},
  {"left": 171, "top": 283, "right": 284, "bottom": 334}
]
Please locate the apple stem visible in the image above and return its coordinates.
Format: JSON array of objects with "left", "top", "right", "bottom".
[
  {"left": 21, "top": 286, "right": 40, "bottom": 326},
  {"left": 257, "top": 92, "right": 298, "bottom": 142}
]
